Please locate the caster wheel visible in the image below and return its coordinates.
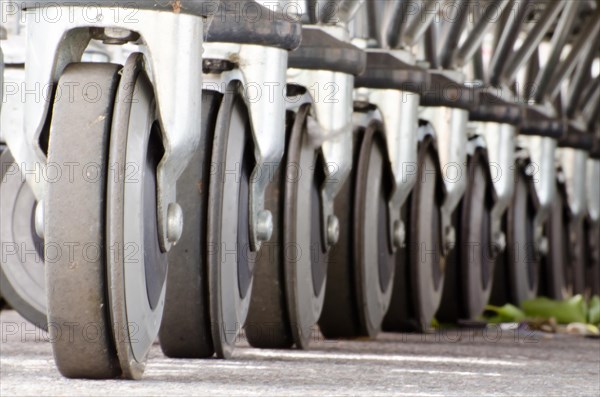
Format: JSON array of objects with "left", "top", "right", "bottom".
[
  {"left": 319, "top": 122, "right": 395, "bottom": 338},
  {"left": 46, "top": 54, "right": 165, "bottom": 379},
  {"left": 207, "top": 83, "right": 256, "bottom": 359},
  {"left": 246, "top": 104, "right": 328, "bottom": 349},
  {"left": 491, "top": 165, "right": 539, "bottom": 305},
  {"left": 0, "top": 149, "right": 46, "bottom": 328},
  {"left": 158, "top": 91, "right": 221, "bottom": 358},
  {"left": 383, "top": 135, "right": 444, "bottom": 332},
  {"left": 585, "top": 220, "right": 600, "bottom": 295},
  {"left": 437, "top": 149, "right": 495, "bottom": 322},
  {"left": 540, "top": 182, "right": 570, "bottom": 299}
]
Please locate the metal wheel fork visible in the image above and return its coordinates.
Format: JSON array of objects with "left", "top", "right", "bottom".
[{"left": 12, "top": 5, "right": 203, "bottom": 252}]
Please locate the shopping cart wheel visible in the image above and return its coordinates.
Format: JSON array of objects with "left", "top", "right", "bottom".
[
  {"left": 46, "top": 54, "right": 166, "bottom": 379},
  {"left": 247, "top": 104, "right": 329, "bottom": 349},
  {"left": 159, "top": 91, "right": 221, "bottom": 359},
  {"left": 499, "top": 166, "right": 539, "bottom": 305},
  {"left": 0, "top": 149, "right": 46, "bottom": 329},
  {"left": 207, "top": 83, "right": 256, "bottom": 359},
  {"left": 383, "top": 135, "right": 444, "bottom": 331},
  {"left": 438, "top": 149, "right": 495, "bottom": 322},
  {"left": 320, "top": 123, "right": 395, "bottom": 338},
  {"left": 540, "top": 182, "right": 570, "bottom": 299}
]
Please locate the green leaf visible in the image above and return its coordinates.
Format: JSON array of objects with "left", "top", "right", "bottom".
[
  {"left": 521, "top": 295, "right": 587, "bottom": 324},
  {"left": 483, "top": 304, "right": 526, "bottom": 323},
  {"left": 589, "top": 296, "right": 600, "bottom": 325}
]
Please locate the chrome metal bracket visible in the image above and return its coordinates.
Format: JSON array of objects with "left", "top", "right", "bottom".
[
  {"left": 286, "top": 67, "right": 354, "bottom": 250},
  {"left": 17, "top": 6, "right": 204, "bottom": 252},
  {"left": 517, "top": 134, "right": 557, "bottom": 253},
  {"left": 475, "top": 122, "right": 516, "bottom": 256},
  {"left": 587, "top": 159, "right": 600, "bottom": 223},
  {"left": 419, "top": 106, "right": 469, "bottom": 254},
  {"left": 559, "top": 147, "right": 589, "bottom": 222},
  {"left": 203, "top": 43, "right": 288, "bottom": 251},
  {"left": 354, "top": 87, "right": 420, "bottom": 250}
]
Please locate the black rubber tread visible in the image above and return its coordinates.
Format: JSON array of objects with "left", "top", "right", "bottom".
[
  {"left": 491, "top": 167, "right": 539, "bottom": 306},
  {"left": 319, "top": 124, "right": 394, "bottom": 338},
  {"left": 318, "top": 128, "right": 366, "bottom": 338},
  {"left": 352, "top": 125, "right": 395, "bottom": 337},
  {"left": 158, "top": 91, "right": 222, "bottom": 358},
  {"left": 585, "top": 220, "right": 600, "bottom": 295},
  {"left": 382, "top": 136, "right": 444, "bottom": 332},
  {"left": 45, "top": 63, "right": 121, "bottom": 379},
  {"left": 437, "top": 150, "right": 495, "bottom": 322},
  {"left": 569, "top": 218, "right": 586, "bottom": 295},
  {"left": 246, "top": 111, "right": 295, "bottom": 350},
  {"left": 539, "top": 183, "right": 570, "bottom": 299},
  {"left": 0, "top": 149, "right": 47, "bottom": 329}
]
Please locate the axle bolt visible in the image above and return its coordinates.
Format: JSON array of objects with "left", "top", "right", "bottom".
[
  {"left": 256, "top": 210, "right": 273, "bottom": 242},
  {"left": 167, "top": 203, "right": 184, "bottom": 244},
  {"left": 35, "top": 200, "right": 44, "bottom": 239},
  {"left": 393, "top": 220, "right": 406, "bottom": 248},
  {"left": 327, "top": 215, "right": 340, "bottom": 245}
]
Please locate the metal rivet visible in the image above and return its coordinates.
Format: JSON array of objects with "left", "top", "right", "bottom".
[
  {"left": 167, "top": 203, "right": 184, "bottom": 244},
  {"left": 393, "top": 220, "right": 406, "bottom": 248},
  {"left": 35, "top": 200, "right": 44, "bottom": 239},
  {"left": 256, "top": 210, "right": 273, "bottom": 242},
  {"left": 327, "top": 215, "right": 340, "bottom": 245}
]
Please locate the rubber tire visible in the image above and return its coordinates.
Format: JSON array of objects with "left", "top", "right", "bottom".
[
  {"left": 438, "top": 150, "right": 495, "bottom": 322},
  {"left": 158, "top": 91, "right": 221, "bottom": 358},
  {"left": 45, "top": 63, "right": 122, "bottom": 379},
  {"left": 539, "top": 183, "right": 570, "bottom": 299},
  {"left": 0, "top": 149, "right": 47, "bottom": 329},
  {"left": 491, "top": 168, "right": 539, "bottom": 306},
  {"left": 208, "top": 85, "right": 256, "bottom": 359},
  {"left": 382, "top": 136, "right": 444, "bottom": 332},
  {"left": 319, "top": 124, "right": 395, "bottom": 338}
]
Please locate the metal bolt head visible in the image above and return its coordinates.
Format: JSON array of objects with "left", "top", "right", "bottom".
[
  {"left": 444, "top": 225, "right": 456, "bottom": 252},
  {"left": 35, "top": 200, "right": 44, "bottom": 239},
  {"left": 167, "top": 203, "right": 184, "bottom": 244},
  {"left": 91, "top": 27, "right": 140, "bottom": 45},
  {"left": 538, "top": 236, "right": 549, "bottom": 256},
  {"left": 256, "top": 210, "right": 273, "bottom": 242},
  {"left": 492, "top": 231, "right": 506, "bottom": 257},
  {"left": 393, "top": 220, "right": 406, "bottom": 248},
  {"left": 327, "top": 215, "right": 340, "bottom": 245}
]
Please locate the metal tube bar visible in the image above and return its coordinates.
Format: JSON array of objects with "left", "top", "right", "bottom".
[
  {"left": 454, "top": 0, "right": 510, "bottom": 68},
  {"left": 402, "top": 0, "right": 440, "bottom": 47},
  {"left": 425, "top": 21, "right": 440, "bottom": 69},
  {"left": 547, "top": 9, "right": 600, "bottom": 99},
  {"left": 533, "top": 0, "right": 581, "bottom": 102},
  {"left": 502, "top": 0, "right": 564, "bottom": 85},
  {"left": 489, "top": 0, "right": 530, "bottom": 86},
  {"left": 440, "top": 0, "right": 471, "bottom": 68},
  {"left": 566, "top": 39, "right": 599, "bottom": 117},
  {"left": 384, "top": 0, "right": 409, "bottom": 48}
]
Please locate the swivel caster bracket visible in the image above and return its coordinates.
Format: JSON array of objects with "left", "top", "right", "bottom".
[{"left": 18, "top": 5, "right": 205, "bottom": 252}]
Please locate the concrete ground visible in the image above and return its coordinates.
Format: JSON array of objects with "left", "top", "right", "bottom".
[{"left": 0, "top": 310, "right": 599, "bottom": 396}]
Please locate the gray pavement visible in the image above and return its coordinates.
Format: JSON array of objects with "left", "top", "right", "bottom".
[{"left": 1, "top": 310, "right": 599, "bottom": 396}]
